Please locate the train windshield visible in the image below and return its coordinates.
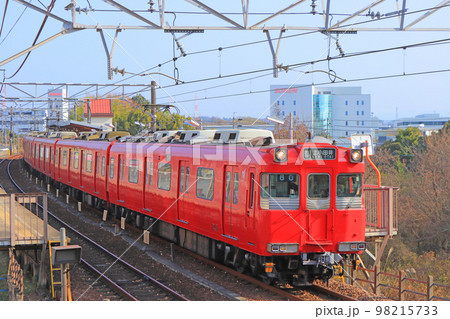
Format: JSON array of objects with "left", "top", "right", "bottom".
[
  {"left": 337, "top": 174, "right": 362, "bottom": 197},
  {"left": 260, "top": 174, "right": 299, "bottom": 210},
  {"left": 260, "top": 174, "right": 299, "bottom": 198},
  {"left": 307, "top": 174, "right": 330, "bottom": 199},
  {"left": 336, "top": 174, "right": 363, "bottom": 209}
]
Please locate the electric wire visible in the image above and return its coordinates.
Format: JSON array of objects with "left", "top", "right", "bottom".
[
  {"left": 151, "top": 37, "right": 450, "bottom": 93},
  {"left": 61, "top": 4, "right": 450, "bottom": 101},
  {"left": 0, "top": 0, "right": 28, "bottom": 46},
  {"left": 0, "top": 0, "right": 9, "bottom": 39},
  {"left": 156, "top": 68, "right": 450, "bottom": 104},
  {"left": 3, "top": 3, "right": 450, "bottom": 118},
  {"left": 7, "top": 0, "right": 56, "bottom": 79}
]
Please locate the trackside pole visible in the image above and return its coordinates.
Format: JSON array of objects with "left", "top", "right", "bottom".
[{"left": 365, "top": 143, "right": 381, "bottom": 228}]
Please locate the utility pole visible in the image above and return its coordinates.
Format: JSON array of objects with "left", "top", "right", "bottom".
[
  {"left": 150, "top": 81, "right": 156, "bottom": 132},
  {"left": 232, "top": 112, "right": 236, "bottom": 129},
  {"left": 59, "top": 228, "right": 68, "bottom": 301},
  {"left": 9, "top": 107, "right": 13, "bottom": 155},
  {"left": 86, "top": 99, "right": 91, "bottom": 124}
]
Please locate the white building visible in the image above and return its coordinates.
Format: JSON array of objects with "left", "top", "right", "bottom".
[
  {"left": 394, "top": 114, "right": 449, "bottom": 132},
  {"left": 46, "top": 88, "right": 69, "bottom": 129},
  {"left": 270, "top": 85, "right": 374, "bottom": 142}
]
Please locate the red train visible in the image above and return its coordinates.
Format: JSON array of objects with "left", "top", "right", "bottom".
[{"left": 23, "top": 129, "right": 366, "bottom": 286}]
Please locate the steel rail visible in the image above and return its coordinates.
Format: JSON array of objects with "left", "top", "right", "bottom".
[
  {"left": 311, "top": 283, "right": 358, "bottom": 301},
  {"left": 6, "top": 159, "right": 189, "bottom": 301}
]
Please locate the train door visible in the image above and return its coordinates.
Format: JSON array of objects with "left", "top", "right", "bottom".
[
  {"left": 79, "top": 150, "right": 84, "bottom": 189},
  {"left": 55, "top": 148, "right": 60, "bottom": 180},
  {"left": 245, "top": 167, "right": 256, "bottom": 241},
  {"left": 143, "top": 157, "right": 153, "bottom": 212},
  {"left": 222, "top": 165, "right": 239, "bottom": 238},
  {"left": 177, "top": 160, "right": 190, "bottom": 222},
  {"left": 94, "top": 152, "right": 99, "bottom": 194},
  {"left": 117, "top": 155, "right": 125, "bottom": 203},
  {"left": 67, "top": 149, "right": 72, "bottom": 183},
  {"left": 305, "top": 169, "right": 333, "bottom": 244}
]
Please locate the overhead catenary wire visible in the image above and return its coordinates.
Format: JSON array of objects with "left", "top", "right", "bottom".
[
  {"left": 150, "top": 37, "right": 450, "bottom": 94},
  {"left": 4, "top": 3, "right": 450, "bottom": 119},
  {"left": 51, "top": 3, "right": 450, "bottom": 103},
  {"left": 67, "top": 2, "right": 450, "bottom": 97},
  {"left": 0, "top": 0, "right": 28, "bottom": 46},
  {"left": 7, "top": 0, "right": 56, "bottom": 79},
  {"left": 0, "top": 0, "right": 9, "bottom": 39},
  {"left": 156, "top": 68, "right": 450, "bottom": 104}
]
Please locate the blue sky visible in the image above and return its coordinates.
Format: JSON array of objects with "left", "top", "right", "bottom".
[{"left": 1, "top": 1, "right": 449, "bottom": 121}]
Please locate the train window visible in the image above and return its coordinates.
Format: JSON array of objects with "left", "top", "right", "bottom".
[
  {"left": 250, "top": 173, "right": 255, "bottom": 209},
  {"left": 260, "top": 174, "right": 299, "bottom": 210},
  {"left": 260, "top": 174, "right": 299, "bottom": 198},
  {"left": 197, "top": 168, "right": 214, "bottom": 200},
  {"left": 73, "top": 152, "right": 79, "bottom": 169},
  {"left": 145, "top": 161, "right": 153, "bottom": 186},
  {"left": 337, "top": 174, "right": 362, "bottom": 197},
  {"left": 40, "top": 146, "right": 44, "bottom": 159},
  {"left": 128, "top": 159, "right": 139, "bottom": 184},
  {"left": 101, "top": 156, "right": 106, "bottom": 176},
  {"left": 225, "top": 172, "right": 231, "bottom": 203},
  {"left": 185, "top": 167, "right": 190, "bottom": 194},
  {"left": 62, "top": 150, "right": 68, "bottom": 166},
  {"left": 55, "top": 149, "right": 59, "bottom": 165},
  {"left": 86, "top": 153, "right": 93, "bottom": 172},
  {"left": 96, "top": 156, "right": 100, "bottom": 174},
  {"left": 180, "top": 166, "right": 185, "bottom": 192},
  {"left": 110, "top": 157, "right": 115, "bottom": 179},
  {"left": 121, "top": 159, "right": 125, "bottom": 179},
  {"left": 307, "top": 174, "right": 330, "bottom": 199},
  {"left": 158, "top": 162, "right": 171, "bottom": 190},
  {"left": 45, "top": 147, "right": 50, "bottom": 161},
  {"left": 233, "top": 172, "right": 239, "bottom": 204}
]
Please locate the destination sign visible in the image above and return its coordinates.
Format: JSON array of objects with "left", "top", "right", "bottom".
[{"left": 303, "top": 148, "right": 336, "bottom": 160}]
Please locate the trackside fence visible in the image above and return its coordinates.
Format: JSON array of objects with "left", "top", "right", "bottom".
[
  {"left": 0, "top": 193, "right": 48, "bottom": 246},
  {"left": 343, "top": 265, "right": 450, "bottom": 301}
]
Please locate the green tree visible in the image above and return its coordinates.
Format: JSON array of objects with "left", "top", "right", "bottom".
[
  {"left": 112, "top": 94, "right": 193, "bottom": 134},
  {"left": 378, "top": 127, "right": 424, "bottom": 171},
  {"left": 69, "top": 102, "right": 85, "bottom": 121}
]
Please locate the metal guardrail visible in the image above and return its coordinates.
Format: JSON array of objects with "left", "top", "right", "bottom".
[
  {"left": 0, "top": 193, "right": 48, "bottom": 246},
  {"left": 364, "top": 186, "right": 399, "bottom": 237}
]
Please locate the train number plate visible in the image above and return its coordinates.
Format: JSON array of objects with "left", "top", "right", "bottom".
[{"left": 303, "top": 148, "right": 336, "bottom": 160}]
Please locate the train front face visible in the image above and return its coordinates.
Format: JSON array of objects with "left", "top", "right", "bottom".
[{"left": 258, "top": 143, "right": 366, "bottom": 285}]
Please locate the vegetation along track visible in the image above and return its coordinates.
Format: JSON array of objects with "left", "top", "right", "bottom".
[{"left": 0, "top": 159, "right": 189, "bottom": 301}]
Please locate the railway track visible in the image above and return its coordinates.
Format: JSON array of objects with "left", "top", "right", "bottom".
[
  {"left": 157, "top": 235, "right": 357, "bottom": 301},
  {"left": 0, "top": 158, "right": 189, "bottom": 301}
]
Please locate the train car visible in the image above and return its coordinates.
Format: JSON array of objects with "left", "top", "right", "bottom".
[
  {"left": 22, "top": 130, "right": 366, "bottom": 286},
  {"left": 52, "top": 139, "right": 113, "bottom": 207},
  {"left": 31, "top": 137, "right": 59, "bottom": 182}
]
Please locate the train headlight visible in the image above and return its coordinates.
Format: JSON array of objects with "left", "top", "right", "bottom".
[
  {"left": 274, "top": 148, "right": 288, "bottom": 162},
  {"left": 350, "top": 149, "right": 363, "bottom": 163},
  {"left": 267, "top": 243, "right": 299, "bottom": 253},
  {"left": 338, "top": 242, "right": 366, "bottom": 252}
]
